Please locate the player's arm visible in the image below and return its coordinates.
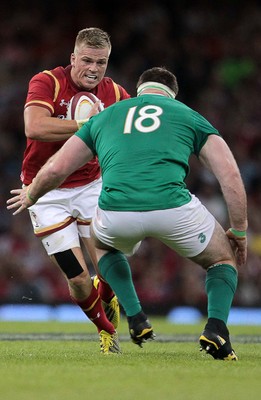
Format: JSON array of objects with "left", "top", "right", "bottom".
[
  {"left": 199, "top": 135, "right": 247, "bottom": 231},
  {"left": 24, "top": 71, "right": 80, "bottom": 141},
  {"left": 24, "top": 106, "right": 80, "bottom": 142},
  {"left": 7, "top": 136, "right": 94, "bottom": 214},
  {"left": 24, "top": 70, "right": 101, "bottom": 141},
  {"left": 199, "top": 134, "right": 248, "bottom": 265},
  {"left": 24, "top": 100, "right": 100, "bottom": 142}
]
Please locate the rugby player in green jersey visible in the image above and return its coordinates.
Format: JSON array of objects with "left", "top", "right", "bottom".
[{"left": 8, "top": 67, "right": 247, "bottom": 360}]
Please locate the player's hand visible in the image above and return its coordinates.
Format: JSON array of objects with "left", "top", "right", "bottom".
[
  {"left": 87, "top": 100, "right": 102, "bottom": 118},
  {"left": 6, "top": 188, "right": 34, "bottom": 215},
  {"left": 226, "top": 228, "right": 247, "bottom": 267},
  {"left": 76, "top": 101, "right": 102, "bottom": 129}
]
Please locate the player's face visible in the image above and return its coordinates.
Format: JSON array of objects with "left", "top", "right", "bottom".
[{"left": 70, "top": 44, "right": 110, "bottom": 90}]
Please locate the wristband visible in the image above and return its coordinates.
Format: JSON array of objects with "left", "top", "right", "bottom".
[
  {"left": 76, "top": 118, "right": 89, "bottom": 130},
  {"left": 229, "top": 228, "right": 246, "bottom": 238},
  {"left": 26, "top": 190, "right": 37, "bottom": 204}
]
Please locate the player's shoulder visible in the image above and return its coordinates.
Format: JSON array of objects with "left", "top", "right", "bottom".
[
  {"left": 101, "top": 76, "right": 114, "bottom": 84},
  {"left": 164, "top": 97, "right": 197, "bottom": 118},
  {"left": 30, "top": 66, "right": 66, "bottom": 84},
  {"left": 99, "top": 77, "right": 130, "bottom": 100},
  {"left": 42, "top": 66, "right": 67, "bottom": 80}
]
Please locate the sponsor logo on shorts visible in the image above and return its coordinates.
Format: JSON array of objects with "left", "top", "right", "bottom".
[{"left": 198, "top": 232, "right": 206, "bottom": 243}]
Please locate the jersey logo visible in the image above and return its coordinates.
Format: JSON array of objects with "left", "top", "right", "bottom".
[{"left": 60, "top": 99, "right": 69, "bottom": 107}]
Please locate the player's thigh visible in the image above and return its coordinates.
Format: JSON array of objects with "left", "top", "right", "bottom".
[
  {"left": 156, "top": 197, "right": 215, "bottom": 258},
  {"left": 40, "top": 223, "right": 81, "bottom": 255},
  {"left": 28, "top": 189, "right": 74, "bottom": 237},
  {"left": 73, "top": 179, "right": 102, "bottom": 237},
  {"left": 190, "top": 220, "right": 236, "bottom": 269},
  {"left": 81, "top": 236, "right": 98, "bottom": 269},
  {"left": 28, "top": 188, "right": 90, "bottom": 271},
  {"left": 91, "top": 207, "right": 143, "bottom": 255}
]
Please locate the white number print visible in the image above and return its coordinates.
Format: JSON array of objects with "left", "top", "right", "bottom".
[{"left": 123, "top": 105, "right": 163, "bottom": 134}]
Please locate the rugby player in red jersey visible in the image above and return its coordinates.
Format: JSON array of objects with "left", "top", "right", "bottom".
[{"left": 20, "top": 27, "right": 130, "bottom": 354}]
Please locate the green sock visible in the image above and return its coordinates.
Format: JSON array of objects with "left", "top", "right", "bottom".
[
  {"left": 98, "top": 250, "right": 142, "bottom": 317},
  {"left": 206, "top": 264, "right": 238, "bottom": 324}
]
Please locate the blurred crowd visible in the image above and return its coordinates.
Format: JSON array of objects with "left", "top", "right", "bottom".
[{"left": 0, "top": 0, "right": 260, "bottom": 315}]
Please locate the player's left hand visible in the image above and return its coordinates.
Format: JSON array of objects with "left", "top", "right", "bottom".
[
  {"left": 6, "top": 188, "right": 33, "bottom": 215},
  {"left": 226, "top": 229, "right": 247, "bottom": 267},
  {"left": 77, "top": 101, "right": 102, "bottom": 129}
]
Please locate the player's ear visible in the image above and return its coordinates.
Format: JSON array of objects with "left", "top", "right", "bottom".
[{"left": 71, "top": 53, "right": 75, "bottom": 66}]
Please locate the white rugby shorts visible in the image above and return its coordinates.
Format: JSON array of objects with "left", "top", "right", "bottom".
[
  {"left": 91, "top": 195, "right": 215, "bottom": 257},
  {"left": 27, "top": 178, "right": 101, "bottom": 255}
]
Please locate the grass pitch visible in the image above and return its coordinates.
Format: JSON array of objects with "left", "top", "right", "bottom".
[{"left": 0, "top": 317, "right": 260, "bottom": 400}]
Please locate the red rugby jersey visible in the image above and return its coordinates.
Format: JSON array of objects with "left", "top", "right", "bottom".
[{"left": 21, "top": 65, "right": 130, "bottom": 187}]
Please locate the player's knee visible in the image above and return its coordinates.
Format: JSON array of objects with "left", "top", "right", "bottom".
[
  {"left": 68, "top": 269, "right": 89, "bottom": 286},
  {"left": 52, "top": 249, "right": 85, "bottom": 279}
]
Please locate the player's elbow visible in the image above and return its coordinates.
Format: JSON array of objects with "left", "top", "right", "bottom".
[
  {"left": 25, "top": 125, "right": 43, "bottom": 139},
  {"left": 24, "top": 120, "right": 45, "bottom": 140},
  {"left": 49, "top": 156, "right": 69, "bottom": 181},
  {"left": 47, "top": 164, "right": 66, "bottom": 186}
]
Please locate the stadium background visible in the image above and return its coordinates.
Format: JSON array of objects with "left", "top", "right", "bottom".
[{"left": 0, "top": 0, "right": 260, "bottom": 320}]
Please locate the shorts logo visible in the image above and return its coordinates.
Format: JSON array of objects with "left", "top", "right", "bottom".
[
  {"left": 31, "top": 211, "right": 39, "bottom": 228},
  {"left": 198, "top": 232, "right": 206, "bottom": 243}
]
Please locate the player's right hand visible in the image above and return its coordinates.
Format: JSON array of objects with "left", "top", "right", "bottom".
[{"left": 6, "top": 188, "right": 34, "bottom": 215}]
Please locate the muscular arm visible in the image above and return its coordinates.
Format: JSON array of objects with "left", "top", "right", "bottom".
[
  {"left": 7, "top": 136, "right": 94, "bottom": 214},
  {"left": 199, "top": 135, "right": 247, "bottom": 266},
  {"left": 24, "top": 106, "right": 79, "bottom": 142},
  {"left": 199, "top": 135, "right": 247, "bottom": 231}
]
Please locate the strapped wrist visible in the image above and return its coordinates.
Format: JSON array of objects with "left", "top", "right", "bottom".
[
  {"left": 229, "top": 228, "right": 246, "bottom": 238},
  {"left": 76, "top": 118, "right": 89, "bottom": 130},
  {"left": 26, "top": 189, "right": 37, "bottom": 204}
]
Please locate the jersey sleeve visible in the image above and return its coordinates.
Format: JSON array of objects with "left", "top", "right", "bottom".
[
  {"left": 193, "top": 111, "right": 221, "bottom": 156},
  {"left": 24, "top": 72, "right": 56, "bottom": 114},
  {"left": 75, "top": 118, "right": 97, "bottom": 156}
]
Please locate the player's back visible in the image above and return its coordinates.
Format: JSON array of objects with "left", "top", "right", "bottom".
[{"left": 79, "top": 94, "right": 218, "bottom": 211}]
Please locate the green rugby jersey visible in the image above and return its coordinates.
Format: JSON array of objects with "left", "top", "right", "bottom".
[{"left": 76, "top": 95, "right": 220, "bottom": 211}]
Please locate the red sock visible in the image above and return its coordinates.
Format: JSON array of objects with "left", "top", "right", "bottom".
[
  {"left": 72, "top": 285, "right": 115, "bottom": 334},
  {"left": 97, "top": 274, "right": 115, "bottom": 303}
]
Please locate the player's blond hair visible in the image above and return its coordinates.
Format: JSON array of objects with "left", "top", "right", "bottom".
[{"left": 74, "top": 27, "right": 111, "bottom": 53}]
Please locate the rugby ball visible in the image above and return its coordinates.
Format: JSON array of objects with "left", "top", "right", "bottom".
[{"left": 66, "top": 92, "right": 104, "bottom": 120}]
